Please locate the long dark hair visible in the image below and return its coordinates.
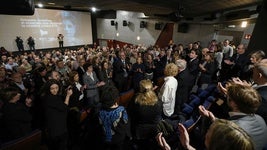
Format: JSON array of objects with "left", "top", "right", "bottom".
[{"left": 43, "top": 79, "right": 61, "bottom": 96}]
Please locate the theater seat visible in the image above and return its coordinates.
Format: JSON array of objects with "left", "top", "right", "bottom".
[
  {"left": 182, "top": 116, "right": 201, "bottom": 132},
  {"left": 182, "top": 103, "right": 194, "bottom": 116},
  {"left": 117, "top": 89, "right": 135, "bottom": 107},
  {"left": 206, "top": 96, "right": 216, "bottom": 102},
  {"left": 198, "top": 90, "right": 209, "bottom": 99},
  {"left": 202, "top": 100, "right": 212, "bottom": 109},
  {"left": 189, "top": 96, "right": 201, "bottom": 108},
  {"left": 1, "top": 129, "right": 42, "bottom": 150}
]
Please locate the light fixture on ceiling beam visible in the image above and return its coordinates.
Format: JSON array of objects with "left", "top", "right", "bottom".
[
  {"left": 241, "top": 21, "right": 247, "bottom": 28},
  {"left": 91, "top": 7, "right": 96, "bottom": 12},
  {"left": 37, "top": 3, "right": 43, "bottom": 8},
  {"left": 228, "top": 25, "right": 236, "bottom": 28}
]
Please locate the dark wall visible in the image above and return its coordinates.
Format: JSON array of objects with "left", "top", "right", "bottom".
[
  {"left": 247, "top": 0, "right": 267, "bottom": 54},
  {"left": 91, "top": 14, "right": 98, "bottom": 45},
  {"left": 178, "top": 23, "right": 189, "bottom": 33}
]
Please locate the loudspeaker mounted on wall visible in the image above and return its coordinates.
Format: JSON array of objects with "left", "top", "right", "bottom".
[
  {"left": 123, "top": 20, "right": 128, "bottom": 26},
  {"left": 178, "top": 23, "right": 189, "bottom": 33},
  {"left": 111, "top": 20, "right": 118, "bottom": 26},
  {"left": 111, "top": 20, "right": 115, "bottom": 26},
  {"left": 155, "top": 23, "right": 163, "bottom": 30},
  {"left": 140, "top": 21, "right": 147, "bottom": 28}
]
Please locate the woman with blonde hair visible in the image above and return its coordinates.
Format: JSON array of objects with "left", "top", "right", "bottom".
[
  {"left": 135, "top": 79, "right": 159, "bottom": 106},
  {"left": 128, "top": 79, "right": 162, "bottom": 149},
  {"left": 158, "top": 63, "right": 178, "bottom": 118},
  {"left": 250, "top": 50, "right": 265, "bottom": 64}
]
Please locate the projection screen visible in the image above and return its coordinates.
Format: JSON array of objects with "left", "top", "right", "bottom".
[{"left": 0, "top": 8, "right": 93, "bottom": 51}]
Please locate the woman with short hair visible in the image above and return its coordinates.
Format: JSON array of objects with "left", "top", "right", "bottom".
[{"left": 158, "top": 63, "right": 178, "bottom": 118}]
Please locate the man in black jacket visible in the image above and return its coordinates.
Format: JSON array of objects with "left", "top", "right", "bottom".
[
  {"left": 174, "top": 59, "right": 194, "bottom": 113},
  {"left": 27, "top": 36, "right": 35, "bottom": 52},
  {"left": 112, "top": 51, "right": 130, "bottom": 93}
]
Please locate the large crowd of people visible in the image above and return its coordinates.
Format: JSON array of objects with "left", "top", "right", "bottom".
[{"left": 0, "top": 39, "right": 267, "bottom": 150}]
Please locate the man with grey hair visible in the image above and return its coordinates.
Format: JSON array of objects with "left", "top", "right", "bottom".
[{"left": 174, "top": 59, "right": 195, "bottom": 113}]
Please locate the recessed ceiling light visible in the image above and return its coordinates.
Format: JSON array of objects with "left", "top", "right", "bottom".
[
  {"left": 241, "top": 21, "right": 248, "bottom": 28},
  {"left": 37, "top": 3, "right": 43, "bottom": 7},
  {"left": 228, "top": 25, "right": 236, "bottom": 28},
  {"left": 48, "top": 2, "right": 55, "bottom": 5},
  {"left": 91, "top": 7, "right": 96, "bottom": 12}
]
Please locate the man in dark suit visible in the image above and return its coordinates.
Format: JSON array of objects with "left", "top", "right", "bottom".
[
  {"left": 76, "top": 58, "right": 86, "bottom": 84},
  {"left": 153, "top": 50, "right": 166, "bottom": 85},
  {"left": 174, "top": 59, "right": 195, "bottom": 113},
  {"left": 187, "top": 49, "right": 200, "bottom": 79},
  {"left": 224, "top": 44, "right": 250, "bottom": 80},
  {"left": 112, "top": 51, "right": 130, "bottom": 93}
]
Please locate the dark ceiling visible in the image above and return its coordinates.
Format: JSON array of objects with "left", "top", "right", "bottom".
[
  {"left": 34, "top": 0, "right": 264, "bottom": 22},
  {"left": 35, "top": 0, "right": 263, "bottom": 16}
]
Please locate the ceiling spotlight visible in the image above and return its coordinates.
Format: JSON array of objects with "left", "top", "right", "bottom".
[
  {"left": 241, "top": 21, "right": 247, "bottom": 28},
  {"left": 91, "top": 7, "right": 96, "bottom": 12},
  {"left": 228, "top": 25, "right": 236, "bottom": 28},
  {"left": 37, "top": 3, "right": 43, "bottom": 8}
]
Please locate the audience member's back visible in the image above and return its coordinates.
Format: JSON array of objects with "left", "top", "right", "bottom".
[
  {"left": 253, "top": 62, "right": 267, "bottom": 124},
  {"left": 227, "top": 84, "right": 267, "bottom": 150}
]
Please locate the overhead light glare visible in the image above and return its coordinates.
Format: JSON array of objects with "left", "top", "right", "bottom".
[
  {"left": 228, "top": 25, "right": 236, "bottom": 28},
  {"left": 37, "top": 3, "right": 43, "bottom": 7},
  {"left": 91, "top": 7, "right": 96, "bottom": 12},
  {"left": 241, "top": 21, "right": 247, "bottom": 28}
]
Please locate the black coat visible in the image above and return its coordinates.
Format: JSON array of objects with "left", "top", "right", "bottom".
[
  {"left": 113, "top": 58, "right": 129, "bottom": 82},
  {"left": 128, "top": 96, "right": 162, "bottom": 139},
  {"left": 230, "top": 53, "right": 250, "bottom": 79},
  {"left": 175, "top": 68, "right": 195, "bottom": 106},
  {"left": 187, "top": 58, "right": 199, "bottom": 77},
  {"left": 43, "top": 94, "right": 68, "bottom": 137},
  {"left": 68, "top": 83, "right": 83, "bottom": 108},
  {"left": 198, "top": 61, "right": 217, "bottom": 85},
  {"left": 77, "top": 66, "right": 86, "bottom": 84},
  {"left": 2, "top": 102, "right": 32, "bottom": 140}
]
